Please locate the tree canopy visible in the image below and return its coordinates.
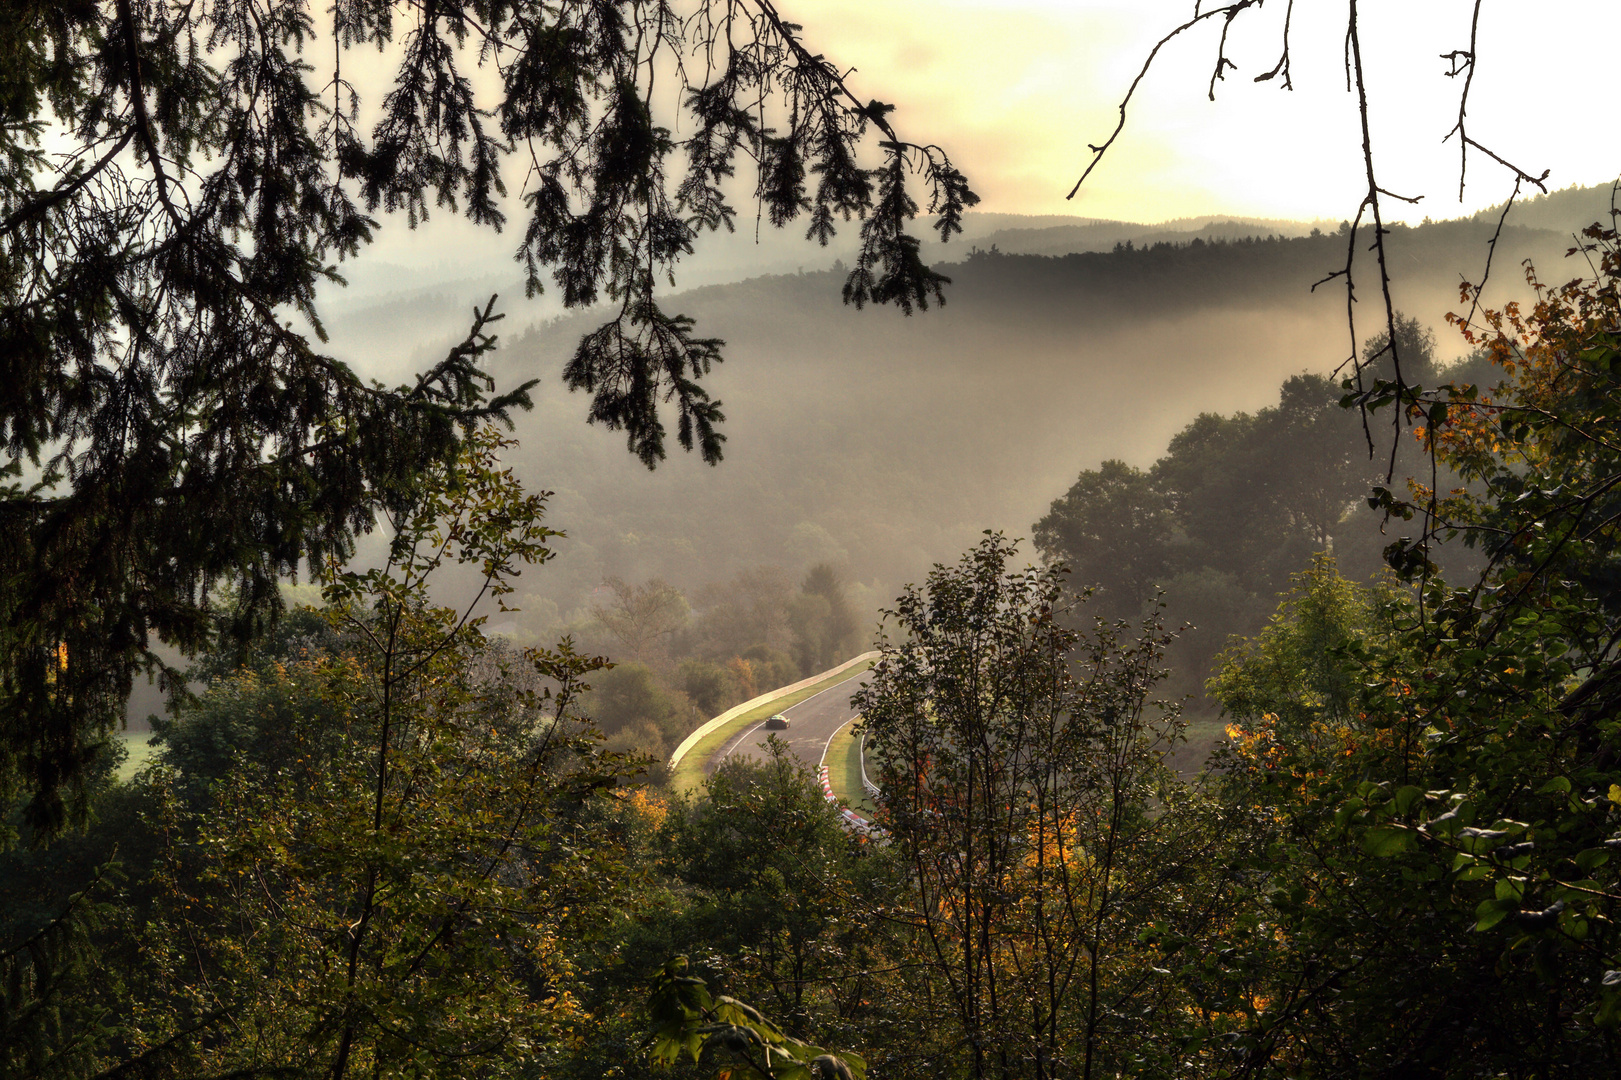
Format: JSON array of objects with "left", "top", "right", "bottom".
[{"left": 0, "top": 0, "right": 971, "bottom": 824}]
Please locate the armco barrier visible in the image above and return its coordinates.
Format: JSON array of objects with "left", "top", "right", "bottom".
[
  {"left": 666, "top": 651, "right": 880, "bottom": 771},
  {"left": 858, "top": 732, "right": 881, "bottom": 802}
]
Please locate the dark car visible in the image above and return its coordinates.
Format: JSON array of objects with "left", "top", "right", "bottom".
[{"left": 765, "top": 713, "right": 790, "bottom": 730}]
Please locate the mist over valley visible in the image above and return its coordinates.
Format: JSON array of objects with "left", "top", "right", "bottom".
[{"left": 468, "top": 191, "right": 1602, "bottom": 636}]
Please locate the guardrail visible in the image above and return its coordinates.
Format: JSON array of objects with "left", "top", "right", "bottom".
[
  {"left": 666, "top": 651, "right": 880, "bottom": 770},
  {"left": 858, "top": 731, "right": 882, "bottom": 802}
]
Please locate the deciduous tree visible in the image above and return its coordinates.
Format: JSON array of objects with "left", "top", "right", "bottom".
[
  {"left": 1032, "top": 460, "right": 1174, "bottom": 618},
  {"left": 857, "top": 534, "right": 1194, "bottom": 1080},
  {"left": 592, "top": 577, "right": 691, "bottom": 669},
  {"left": 137, "top": 428, "right": 627, "bottom": 1079}
]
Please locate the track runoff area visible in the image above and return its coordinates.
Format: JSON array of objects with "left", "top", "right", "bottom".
[{"left": 709, "top": 668, "right": 879, "bottom": 833}]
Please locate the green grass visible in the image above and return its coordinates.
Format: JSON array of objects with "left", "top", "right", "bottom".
[
  {"left": 821, "top": 719, "right": 876, "bottom": 816},
  {"left": 669, "top": 659, "right": 875, "bottom": 794},
  {"left": 117, "top": 730, "right": 159, "bottom": 782}
]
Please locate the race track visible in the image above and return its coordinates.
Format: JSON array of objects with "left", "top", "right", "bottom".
[{"left": 708, "top": 669, "right": 874, "bottom": 774}]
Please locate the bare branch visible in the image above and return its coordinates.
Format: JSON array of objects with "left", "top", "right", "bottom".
[
  {"left": 1345, "top": 0, "right": 1407, "bottom": 485},
  {"left": 1457, "top": 177, "right": 1524, "bottom": 333},
  {"left": 1208, "top": 6, "right": 1243, "bottom": 100},
  {"left": 1067, "top": 1, "right": 1260, "bottom": 200},
  {"left": 1253, "top": 0, "right": 1295, "bottom": 89}
]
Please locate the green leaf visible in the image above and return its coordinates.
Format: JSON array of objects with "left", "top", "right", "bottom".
[
  {"left": 651, "top": 1034, "right": 683, "bottom": 1066},
  {"left": 1474, "top": 899, "right": 1512, "bottom": 931},
  {"left": 1577, "top": 848, "right": 1611, "bottom": 873},
  {"left": 713, "top": 996, "right": 786, "bottom": 1043},
  {"left": 1361, "top": 825, "right": 1411, "bottom": 857}
]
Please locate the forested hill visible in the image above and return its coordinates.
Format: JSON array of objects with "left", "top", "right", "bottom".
[
  {"left": 937, "top": 218, "right": 1561, "bottom": 317},
  {"left": 963, "top": 214, "right": 1325, "bottom": 256},
  {"left": 326, "top": 182, "right": 1617, "bottom": 375},
  {"left": 1463, "top": 179, "right": 1620, "bottom": 233},
  {"left": 487, "top": 211, "right": 1585, "bottom": 636}
]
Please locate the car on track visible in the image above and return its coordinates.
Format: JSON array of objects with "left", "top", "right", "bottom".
[{"left": 764, "top": 713, "right": 791, "bottom": 730}]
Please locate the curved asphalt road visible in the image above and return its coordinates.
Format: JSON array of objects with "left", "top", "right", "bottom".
[{"left": 707, "top": 669, "right": 873, "bottom": 775}]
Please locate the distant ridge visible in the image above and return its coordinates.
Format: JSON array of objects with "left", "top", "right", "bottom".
[
  {"left": 1461, "top": 180, "right": 1620, "bottom": 235},
  {"left": 953, "top": 181, "right": 1621, "bottom": 259},
  {"left": 318, "top": 182, "right": 1621, "bottom": 387},
  {"left": 968, "top": 218, "right": 1324, "bottom": 258}
]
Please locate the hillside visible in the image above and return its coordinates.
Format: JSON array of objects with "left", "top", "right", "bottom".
[
  {"left": 484, "top": 212, "right": 1586, "bottom": 636},
  {"left": 322, "top": 182, "right": 1619, "bottom": 378},
  {"left": 1463, "top": 179, "right": 1618, "bottom": 234}
]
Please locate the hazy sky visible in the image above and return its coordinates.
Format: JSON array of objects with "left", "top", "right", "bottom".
[
  {"left": 787, "top": 0, "right": 1615, "bottom": 223},
  {"left": 349, "top": 1, "right": 1617, "bottom": 281}
]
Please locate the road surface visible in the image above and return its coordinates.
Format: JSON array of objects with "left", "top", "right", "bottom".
[{"left": 708, "top": 669, "right": 873, "bottom": 774}]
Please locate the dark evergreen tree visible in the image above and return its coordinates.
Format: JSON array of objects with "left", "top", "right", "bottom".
[{"left": 0, "top": 1, "right": 972, "bottom": 826}]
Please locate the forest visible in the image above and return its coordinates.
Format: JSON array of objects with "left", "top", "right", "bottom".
[{"left": 7, "top": 2, "right": 1621, "bottom": 1078}]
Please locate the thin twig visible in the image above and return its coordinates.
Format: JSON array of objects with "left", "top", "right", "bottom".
[{"left": 1067, "top": 2, "right": 1260, "bottom": 200}]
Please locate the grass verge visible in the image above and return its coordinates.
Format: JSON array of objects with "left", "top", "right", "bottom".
[
  {"left": 669, "top": 659, "right": 875, "bottom": 794},
  {"left": 821, "top": 720, "right": 876, "bottom": 816}
]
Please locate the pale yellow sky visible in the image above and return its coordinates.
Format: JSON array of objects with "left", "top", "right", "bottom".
[
  {"left": 787, "top": 0, "right": 1616, "bottom": 222},
  {"left": 345, "top": 1, "right": 1617, "bottom": 282}
]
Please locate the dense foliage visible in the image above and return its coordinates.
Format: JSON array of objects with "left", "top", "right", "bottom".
[
  {"left": 12, "top": 220, "right": 1621, "bottom": 1075},
  {"left": 1197, "top": 220, "right": 1621, "bottom": 1075}
]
